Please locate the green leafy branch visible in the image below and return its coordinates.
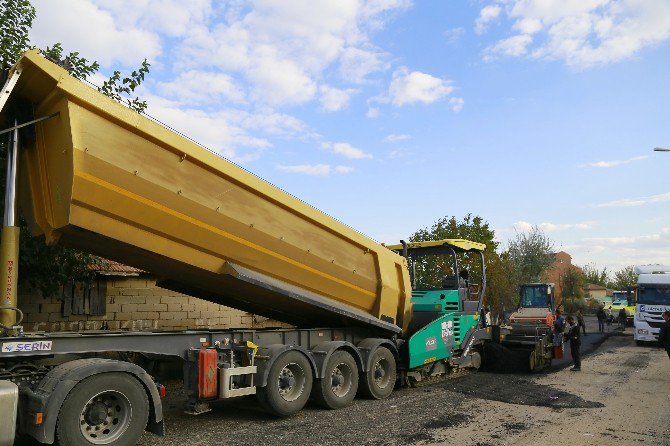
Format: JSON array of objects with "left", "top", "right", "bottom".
[
  {"left": 42, "top": 43, "right": 99, "bottom": 80},
  {"left": 98, "top": 59, "right": 151, "bottom": 113}
]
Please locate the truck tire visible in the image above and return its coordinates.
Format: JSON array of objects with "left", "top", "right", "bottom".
[
  {"left": 312, "top": 350, "right": 359, "bottom": 409},
  {"left": 359, "top": 347, "right": 395, "bottom": 400},
  {"left": 56, "top": 372, "right": 149, "bottom": 446},
  {"left": 257, "top": 350, "right": 313, "bottom": 417}
]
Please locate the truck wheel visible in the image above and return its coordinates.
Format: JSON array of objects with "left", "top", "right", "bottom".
[
  {"left": 312, "top": 350, "right": 359, "bottom": 409},
  {"left": 257, "top": 350, "right": 313, "bottom": 417},
  {"left": 359, "top": 347, "right": 395, "bottom": 400},
  {"left": 56, "top": 372, "right": 149, "bottom": 446}
]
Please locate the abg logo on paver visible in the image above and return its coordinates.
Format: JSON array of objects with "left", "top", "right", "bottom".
[{"left": 425, "top": 336, "right": 437, "bottom": 351}]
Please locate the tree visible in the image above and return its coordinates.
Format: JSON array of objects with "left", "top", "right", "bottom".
[
  {"left": 582, "top": 263, "right": 611, "bottom": 288},
  {"left": 560, "top": 265, "right": 586, "bottom": 313},
  {"left": 0, "top": 0, "right": 34, "bottom": 71},
  {"left": 484, "top": 251, "right": 517, "bottom": 316},
  {"left": 1, "top": 0, "right": 150, "bottom": 296},
  {"left": 612, "top": 266, "right": 637, "bottom": 291},
  {"left": 408, "top": 214, "right": 497, "bottom": 289},
  {"left": 506, "top": 226, "right": 555, "bottom": 284}
]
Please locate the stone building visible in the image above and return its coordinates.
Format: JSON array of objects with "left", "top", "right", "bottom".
[{"left": 18, "top": 261, "right": 288, "bottom": 333}]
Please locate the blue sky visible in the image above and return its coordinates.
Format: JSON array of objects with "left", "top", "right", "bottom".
[{"left": 29, "top": 0, "right": 670, "bottom": 272}]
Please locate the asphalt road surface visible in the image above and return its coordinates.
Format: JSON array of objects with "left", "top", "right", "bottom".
[
  {"left": 15, "top": 318, "right": 664, "bottom": 446},
  {"left": 131, "top": 319, "right": 667, "bottom": 446}
]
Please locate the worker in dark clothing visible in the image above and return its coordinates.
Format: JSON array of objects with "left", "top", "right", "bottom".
[
  {"left": 564, "top": 315, "right": 581, "bottom": 371},
  {"left": 658, "top": 310, "right": 670, "bottom": 360},
  {"left": 576, "top": 309, "right": 587, "bottom": 336},
  {"left": 618, "top": 308, "right": 627, "bottom": 330},
  {"left": 596, "top": 306, "right": 606, "bottom": 333}
]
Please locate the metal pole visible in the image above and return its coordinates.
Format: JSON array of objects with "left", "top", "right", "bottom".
[
  {"left": 4, "top": 121, "right": 18, "bottom": 225},
  {"left": 0, "top": 121, "right": 21, "bottom": 329}
]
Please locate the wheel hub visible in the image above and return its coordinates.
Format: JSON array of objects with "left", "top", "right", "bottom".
[
  {"left": 279, "top": 373, "right": 296, "bottom": 391},
  {"left": 277, "top": 363, "right": 306, "bottom": 402},
  {"left": 79, "top": 390, "right": 132, "bottom": 444},
  {"left": 331, "top": 371, "right": 344, "bottom": 388},
  {"left": 84, "top": 402, "right": 108, "bottom": 426}
]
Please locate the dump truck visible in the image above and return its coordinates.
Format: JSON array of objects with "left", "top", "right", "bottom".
[
  {"left": 503, "top": 283, "right": 555, "bottom": 371},
  {"left": 0, "top": 51, "right": 535, "bottom": 446}
]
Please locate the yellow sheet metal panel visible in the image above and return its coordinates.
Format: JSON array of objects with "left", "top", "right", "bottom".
[
  {"left": 386, "top": 239, "right": 487, "bottom": 252},
  {"left": 6, "top": 51, "right": 412, "bottom": 333}
]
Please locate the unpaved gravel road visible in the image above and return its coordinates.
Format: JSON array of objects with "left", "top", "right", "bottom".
[{"left": 136, "top": 329, "right": 670, "bottom": 446}]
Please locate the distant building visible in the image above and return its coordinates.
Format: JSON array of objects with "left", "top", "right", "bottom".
[
  {"left": 585, "top": 283, "right": 613, "bottom": 305},
  {"left": 542, "top": 251, "right": 575, "bottom": 308}
]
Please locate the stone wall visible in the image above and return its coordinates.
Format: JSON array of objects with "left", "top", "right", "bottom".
[{"left": 17, "top": 274, "right": 290, "bottom": 332}]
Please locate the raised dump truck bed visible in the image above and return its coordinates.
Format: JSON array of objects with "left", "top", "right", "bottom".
[{"left": 1, "top": 50, "right": 410, "bottom": 334}]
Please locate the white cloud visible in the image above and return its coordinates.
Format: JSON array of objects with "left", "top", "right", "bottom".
[
  {"left": 156, "top": 71, "right": 246, "bottom": 105},
  {"left": 338, "top": 47, "right": 390, "bottom": 83},
  {"left": 513, "top": 220, "right": 594, "bottom": 232},
  {"left": 387, "top": 67, "right": 454, "bottom": 106},
  {"left": 485, "top": 34, "right": 533, "bottom": 59},
  {"left": 481, "top": 0, "right": 670, "bottom": 68},
  {"left": 449, "top": 97, "right": 465, "bottom": 112},
  {"left": 596, "top": 192, "right": 670, "bottom": 208},
  {"left": 475, "top": 4, "right": 502, "bottom": 34},
  {"left": 389, "top": 148, "right": 409, "bottom": 159},
  {"left": 581, "top": 228, "right": 670, "bottom": 247},
  {"left": 321, "top": 142, "right": 373, "bottom": 159},
  {"left": 319, "top": 86, "right": 356, "bottom": 112},
  {"left": 277, "top": 164, "right": 353, "bottom": 176},
  {"left": 31, "top": 0, "right": 162, "bottom": 66},
  {"left": 581, "top": 155, "right": 648, "bottom": 168},
  {"left": 567, "top": 227, "right": 670, "bottom": 270},
  {"left": 144, "top": 94, "right": 313, "bottom": 163},
  {"left": 366, "top": 107, "right": 380, "bottom": 118},
  {"left": 385, "top": 134, "right": 411, "bottom": 142},
  {"left": 91, "top": 0, "right": 212, "bottom": 37},
  {"left": 146, "top": 97, "right": 268, "bottom": 163},
  {"left": 444, "top": 27, "right": 466, "bottom": 44},
  {"left": 175, "top": 1, "right": 410, "bottom": 106},
  {"left": 512, "top": 221, "right": 534, "bottom": 233},
  {"left": 334, "top": 165, "right": 354, "bottom": 174}
]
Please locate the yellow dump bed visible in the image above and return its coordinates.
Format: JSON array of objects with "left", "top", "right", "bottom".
[{"left": 1, "top": 51, "right": 411, "bottom": 333}]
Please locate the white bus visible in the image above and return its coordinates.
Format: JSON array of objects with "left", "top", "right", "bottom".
[{"left": 633, "top": 265, "right": 670, "bottom": 344}]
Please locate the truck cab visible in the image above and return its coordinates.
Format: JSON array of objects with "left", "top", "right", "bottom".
[{"left": 633, "top": 266, "right": 670, "bottom": 344}]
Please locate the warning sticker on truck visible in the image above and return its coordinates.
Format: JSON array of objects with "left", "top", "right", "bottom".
[{"left": 2, "top": 341, "right": 53, "bottom": 353}]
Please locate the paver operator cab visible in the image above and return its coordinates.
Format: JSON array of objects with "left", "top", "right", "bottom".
[{"left": 0, "top": 51, "right": 542, "bottom": 446}]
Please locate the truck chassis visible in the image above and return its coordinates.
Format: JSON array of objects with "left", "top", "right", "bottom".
[{"left": 1, "top": 326, "right": 401, "bottom": 444}]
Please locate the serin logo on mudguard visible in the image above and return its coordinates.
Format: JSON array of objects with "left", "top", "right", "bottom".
[
  {"left": 425, "top": 336, "right": 437, "bottom": 351},
  {"left": 2, "top": 341, "right": 53, "bottom": 353}
]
